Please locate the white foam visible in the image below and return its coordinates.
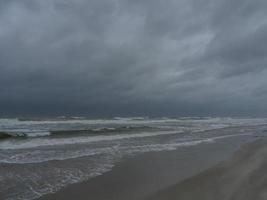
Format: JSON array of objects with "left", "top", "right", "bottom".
[{"left": 0, "top": 133, "right": 252, "bottom": 164}]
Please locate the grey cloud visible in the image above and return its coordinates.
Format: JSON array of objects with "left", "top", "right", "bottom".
[{"left": 0, "top": 0, "right": 267, "bottom": 117}]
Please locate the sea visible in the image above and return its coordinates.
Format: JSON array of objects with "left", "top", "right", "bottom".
[{"left": 1, "top": 117, "right": 267, "bottom": 200}]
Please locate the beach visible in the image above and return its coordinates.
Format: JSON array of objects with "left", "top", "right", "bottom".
[
  {"left": 149, "top": 138, "right": 267, "bottom": 200},
  {"left": 1, "top": 118, "right": 266, "bottom": 200},
  {"left": 38, "top": 136, "right": 253, "bottom": 200}
]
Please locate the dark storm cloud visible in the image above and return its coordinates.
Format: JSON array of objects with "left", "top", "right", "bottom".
[{"left": 0, "top": 0, "right": 267, "bottom": 116}]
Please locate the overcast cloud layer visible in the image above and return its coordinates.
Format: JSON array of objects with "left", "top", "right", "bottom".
[{"left": 0, "top": 0, "right": 267, "bottom": 117}]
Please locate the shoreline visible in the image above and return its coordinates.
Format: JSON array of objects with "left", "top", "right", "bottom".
[{"left": 38, "top": 136, "right": 252, "bottom": 200}]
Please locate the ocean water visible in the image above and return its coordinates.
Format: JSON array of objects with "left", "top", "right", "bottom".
[{"left": 1, "top": 117, "right": 267, "bottom": 200}]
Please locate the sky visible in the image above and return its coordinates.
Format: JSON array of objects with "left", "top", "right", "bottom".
[{"left": 0, "top": 0, "right": 267, "bottom": 117}]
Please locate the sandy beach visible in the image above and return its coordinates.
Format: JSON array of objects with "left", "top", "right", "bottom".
[
  {"left": 38, "top": 136, "right": 252, "bottom": 200},
  {"left": 149, "top": 138, "right": 267, "bottom": 200}
]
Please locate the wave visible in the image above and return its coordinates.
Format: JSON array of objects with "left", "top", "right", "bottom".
[
  {"left": 0, "top": 126, "right": 156, "bottom": 140},
  {"left": 0, "top": 130, "right": 180, "bottom": 150},
  {"left": 50, "top": 125, "right": 154, "bottom": 136},
  {"left": 0, "top": 132, "right": 12, "bottom": 139},
  {"left": 0, "top": 132, "right": 27, "bottom": 139},
  {"left": 0, "top": 133, "right": 252, "bottom": 163}
]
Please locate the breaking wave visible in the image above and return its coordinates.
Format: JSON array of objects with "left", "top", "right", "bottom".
[
  {"left": 0, "top": 125, "right": 156, "bottom": 141},
  {"left": 0, "top": 132, "right": 27, "bottom": 139}
]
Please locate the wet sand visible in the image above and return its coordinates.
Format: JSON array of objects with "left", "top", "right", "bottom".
[
  {"left": 38, "top": 136, "right": 251, "bottom": 200},
  {"left": 149, "top": 138, "right": 267, "bottom": 200}
]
